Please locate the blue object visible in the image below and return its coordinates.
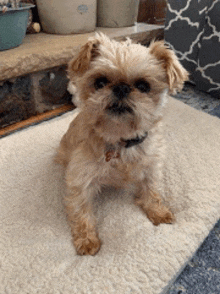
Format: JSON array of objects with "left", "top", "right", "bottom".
[{"left": 0, "top": 4, "right": 35, "bottom": 51}]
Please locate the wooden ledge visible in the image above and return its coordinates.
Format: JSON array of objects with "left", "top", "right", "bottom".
[
  {"left": 0, "top": 104, "right": 75, "bottom": 139},
  {"left": 0, "top": 23, "right": 164, "bottom": 82}
]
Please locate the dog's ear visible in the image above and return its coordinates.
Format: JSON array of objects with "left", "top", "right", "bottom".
[
  {"left": 149, "top": 41, "right": 188, "bottom": 93},
  {"left": 68, "top": 39, "right": 100, "bottom": 78}
]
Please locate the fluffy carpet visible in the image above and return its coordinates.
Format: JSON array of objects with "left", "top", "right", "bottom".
[{"left": 1, "top": 97, "right": 220, "bottom": 294}]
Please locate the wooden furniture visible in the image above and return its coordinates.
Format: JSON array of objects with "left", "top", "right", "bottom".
[{"left": 138, "top": 0, "right": 167, "bottom": 25}]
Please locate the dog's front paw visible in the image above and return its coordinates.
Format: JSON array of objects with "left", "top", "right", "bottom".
[
  {"left": 74, "top": 235, "right": 101, "bottom": 256},
  {"left": 147, "top": 204, "right": 175, "bottom": 226}
]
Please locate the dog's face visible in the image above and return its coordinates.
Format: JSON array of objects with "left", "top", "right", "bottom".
[{"left": 68, "top": 33, "right": 188, "bottom": 143}]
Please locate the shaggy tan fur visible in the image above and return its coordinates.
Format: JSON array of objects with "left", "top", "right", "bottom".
[{"left": 56, "top": 33, "right": 188, "bottom": 255}]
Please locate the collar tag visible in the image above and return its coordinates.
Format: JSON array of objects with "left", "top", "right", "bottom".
[{"left": 105, "top": 144, "right": 121, "bottom": 162}]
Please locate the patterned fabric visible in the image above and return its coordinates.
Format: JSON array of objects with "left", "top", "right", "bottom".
[{"left": 165, "top": 0, "right": 220, "bottom": 98}]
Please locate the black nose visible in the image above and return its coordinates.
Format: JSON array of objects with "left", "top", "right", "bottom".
[{"left": 112, "top": 83, "right": 131, "bottom": 100}]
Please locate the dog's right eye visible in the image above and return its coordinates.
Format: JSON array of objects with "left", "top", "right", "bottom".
[
  {"left": 135, "top": 79, "right": 151, "bottom": 93},
  {"left": 94, "top": 77, "right": 109, "bottom": 90}
]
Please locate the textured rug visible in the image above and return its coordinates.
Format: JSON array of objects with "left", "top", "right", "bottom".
[
  {"left": 168, "top": 84, "right": 220, "bottom": 293},
  {"left": 1, "top": 97, "right": 220, "bottom": 294},
  {"left": 172, "top": 83, "right": 220, "bottom": 116},
  {"left": 166, "top": 219, "right": 220, "bottom": 294}
]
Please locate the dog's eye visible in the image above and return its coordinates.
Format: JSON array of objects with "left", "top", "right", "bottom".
[
  {"left": 94, "top": 77, "right": 109, "bottom": 90},
  {"left": 135, "top": 80, "right": 151, "bottom": 93}
]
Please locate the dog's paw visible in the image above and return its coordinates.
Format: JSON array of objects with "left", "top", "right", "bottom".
[
  {"left": 74, "top": 235, "right": 101, "bottom": 256},
  {"left": 147, "top": 205, "right": 175, "bottom": 226}
]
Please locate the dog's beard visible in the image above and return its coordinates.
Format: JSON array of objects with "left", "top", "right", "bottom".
[
  {"left": 88, "top": 92, "right": 134, "bottom": 117},
  {"left": 85, "top": 96, "right": 137, "bottom": 143}
]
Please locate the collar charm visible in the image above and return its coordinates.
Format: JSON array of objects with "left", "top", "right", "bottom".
[{"left": 105, "top": 132, "right": 148, "bottom": 162}]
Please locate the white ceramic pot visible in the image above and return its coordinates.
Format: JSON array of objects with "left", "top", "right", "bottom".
[
  {"left": 36, "top": 0, "right": 97, "bottom": 34},
  {"left": 97, "top": 0, "right": 140, "bottom": 28}
]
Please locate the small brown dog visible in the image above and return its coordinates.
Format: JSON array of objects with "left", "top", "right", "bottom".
[{"left": 56, "top": 33, "right": 188, "bottom": 255}]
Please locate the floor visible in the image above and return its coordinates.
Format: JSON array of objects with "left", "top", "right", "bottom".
[
  {"left": 166, "top": 220, "right": 220, "bottom": 294},
  {"left": 165, "top": 83, "right": 220, "bottom": 294},
  {"left": 172, "top": 83, "right": 220, "bottom": 118}
]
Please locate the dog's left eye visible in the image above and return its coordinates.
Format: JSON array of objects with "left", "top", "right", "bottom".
[
  {"left": 135, "top": 80, "right": 151, "bottom": 93},
  {"left": 94, "top": 77, "right": 109, "bottom": 90}
]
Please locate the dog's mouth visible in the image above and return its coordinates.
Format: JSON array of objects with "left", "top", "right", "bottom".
[{"left": 106, "top": 102, "right": 133, "bottom": 115}]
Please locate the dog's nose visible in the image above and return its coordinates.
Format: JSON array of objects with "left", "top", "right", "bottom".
[{"left": 112, "top": 83, "right": 131, "bottom": 100}]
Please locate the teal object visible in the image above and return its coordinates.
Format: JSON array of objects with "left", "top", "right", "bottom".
[{"left": 0, "top": 4, "right": 35, "bottom": 51}]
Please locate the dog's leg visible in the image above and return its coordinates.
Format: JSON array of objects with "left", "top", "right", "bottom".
[
  {"left": 64, "top": 184, "right": 101, "bottom": 255},
  {"left": 135, "top": 182, "right": 175, "bottom": 226}
]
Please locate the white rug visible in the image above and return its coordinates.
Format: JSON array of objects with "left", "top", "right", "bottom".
[{"left": 1, "top": 97, "right": 220, "bottom": 294}]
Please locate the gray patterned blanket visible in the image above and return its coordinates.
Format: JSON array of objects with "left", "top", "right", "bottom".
[{"left": 165, "top": 0, "right": 220, "bottom": 98}]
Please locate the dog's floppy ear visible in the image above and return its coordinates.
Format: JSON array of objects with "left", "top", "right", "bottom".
[
  {"left": 68, "top": 39, "right": 100, "bottom": 78},
  {"left": 149, "top": 41, "right": 188, "bottom": 93}
]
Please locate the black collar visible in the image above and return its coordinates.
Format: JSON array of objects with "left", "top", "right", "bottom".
[
  {"left": 120, "top": 132, "right": 148, "bottom": 148},
  {"left": 104, "top": 132, "right": 148, "bottom": 162}
]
